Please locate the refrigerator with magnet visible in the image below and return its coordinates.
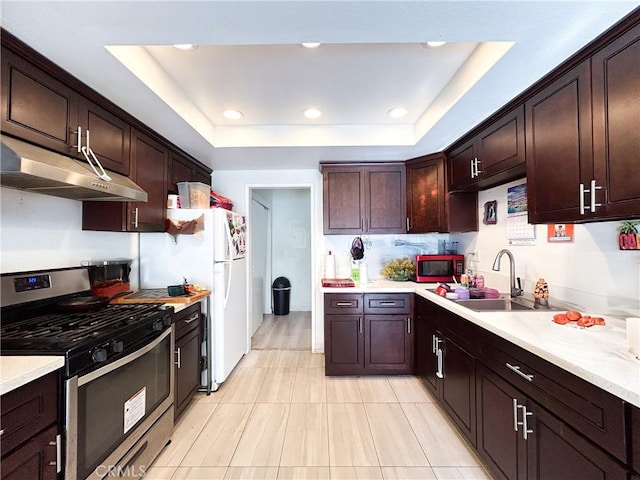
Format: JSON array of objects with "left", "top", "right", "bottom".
[{"left": 139, "top": 207, "right": 248, "bottom": 392}]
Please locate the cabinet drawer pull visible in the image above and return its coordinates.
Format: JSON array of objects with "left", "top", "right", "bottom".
[
  {"left": 506, "top": 362, "right": 534, "bottom": 382},
  {"left": 379, "top": 301, "right": 397, "bottom": 306},
  {"left": 336, "top": 302, "right": 353, "bottom": 306},
  {"left": 184, "top": 313, "right": 199, "bottom": 324}
]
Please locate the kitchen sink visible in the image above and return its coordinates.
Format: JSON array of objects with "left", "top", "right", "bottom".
[
  {"left": 427, "top": 289, "right": 562, "bottom": 312},
  {"left": 453, "top": 296, "right": 562, "bottom": 312}
]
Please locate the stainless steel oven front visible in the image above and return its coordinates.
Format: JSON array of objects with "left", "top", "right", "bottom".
[{"left": 65, "top": 327, "right": 174, "bottom": 479}]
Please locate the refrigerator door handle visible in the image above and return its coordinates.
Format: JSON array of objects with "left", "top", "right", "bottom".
[{"left": 223, "top": 260, "right": 233, "bottom": 309}]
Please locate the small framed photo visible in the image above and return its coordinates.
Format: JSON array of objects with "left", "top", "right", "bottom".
[{"left": 483, "top": 200, "right": 497, "bottom": 225}]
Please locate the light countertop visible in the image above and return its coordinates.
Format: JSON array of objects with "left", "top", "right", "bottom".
[
  {"left": 323, "top": 280, "right": 640, "bottom": 407},
  {"left": 0, "top": 356, "right": 64, "bottom": 395}
]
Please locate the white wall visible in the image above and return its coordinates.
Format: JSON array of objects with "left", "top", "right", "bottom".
[
  {"left": 0, "top": 187, "right": 140, "bottom": 284},
  {"left": 271, "top": 189, "right": 312, "bottom": 311},
  {"left": 452, "top": 179, "right": 640, "bottom": 316}
]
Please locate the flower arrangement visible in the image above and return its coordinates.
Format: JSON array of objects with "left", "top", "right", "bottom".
[{"left": 381, "top": 257, "right": 415, "bottom": 281}]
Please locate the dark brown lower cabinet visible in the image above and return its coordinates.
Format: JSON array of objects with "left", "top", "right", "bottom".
[
  {"left": 415, "top": 294, "right": 636, "bottom": 478},
  {"left": 477, "top": 364, "right": 628, "bottom": 480},
  {"left": 174, "top": 303, "right": 202, "bottom": 420},
  {"left": 324, "top": 293, "right": 413, "bottom": 375},
  {"left": 364, "top": 314, "right": 413, "bottom": 374},
  {"left": 0, "top": 371, "right": 61, "bottom": 480},
  {"left": 414, "top": 296, "right": 476, "bottom": 445},
  {"left": 1, "top": 424, "right": 58, "bottom": 480},
  {"left": 325, "top": 314, "right": 365, "bottom": 375}
]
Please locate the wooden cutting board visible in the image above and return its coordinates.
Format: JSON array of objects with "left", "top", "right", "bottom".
[
  {"left": 110, "top": 289, "right": 211, "bottom": 304},
  {"left": 322, "top": 278, "right": 355, "bottom": 287}
]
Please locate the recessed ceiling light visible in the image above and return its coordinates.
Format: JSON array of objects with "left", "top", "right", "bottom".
[
  {"left": 387, "top": 107, "right": 408, "bottom": 119},
  {"left": 425, "top": 41, "right": 446, "bottom": 48},
  {"left": 174, "top": 44, "right": 198, "bottom": 51},
  {"left": 223, "top": 109, "right": 244, "bottom": 120},
  {"left": 302, "top": 43, "right": 321, "bottom": 49},
  {"left": 304, "top": 108, "right": 322, "bottom": 119}
]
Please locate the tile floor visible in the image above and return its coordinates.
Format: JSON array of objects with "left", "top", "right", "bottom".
[{"left": 145, "top": 350, "right": 492, "bottom": 480}]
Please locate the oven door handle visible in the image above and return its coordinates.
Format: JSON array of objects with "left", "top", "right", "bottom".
[{"left": 78, "top": 328, "right": 172, "bottom": 386}]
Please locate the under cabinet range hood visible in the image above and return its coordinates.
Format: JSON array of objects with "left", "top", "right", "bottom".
[{"left": 0, "top": 136, "right": 148, "bottom": 202}]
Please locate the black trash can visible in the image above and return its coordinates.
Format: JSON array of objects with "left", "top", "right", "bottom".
[{"left": 272, "top": 277, "right": 291, "bottom": 315}]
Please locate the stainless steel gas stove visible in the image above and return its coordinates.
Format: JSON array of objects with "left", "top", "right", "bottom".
[{"left": 1, "top": 267, "right": 175, "bottom": 480}]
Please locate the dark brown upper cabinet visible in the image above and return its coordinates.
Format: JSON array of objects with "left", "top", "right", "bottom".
[
  {"left": 1, "top": 44, "right": 131, "bottom": 176},
  {"left": 169, "top": 151, "right": 212, "bottom": 194},
  {"left": 525, "top": 60, "right": 593, "bottom": 224},
  {"left": 82, "top": 129, "right": 168, "bottom": 232},
  {"left": 406, "top": 153, "right": 478, "bottom": 233},
  {"left": 527, "top": 19, "right": 640, "bottom": 223},
  {"left": 321, "top": 162, "right": 406, "bottom": 235},
  {"left": 591, "top": 21, "right": 640, "bottom": 220},
  {"left": 447, "top": 106, "right": 526, "bottom": 192},
  {"left": 78, "top": 99, "right": 131, "bottom": 175},
  {"left": 1, "top": 46, "right": 80, "bottom": 155}
]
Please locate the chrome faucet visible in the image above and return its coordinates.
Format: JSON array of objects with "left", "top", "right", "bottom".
[{"left": 492, "top": 249, "right": 524, "bottom": 297}]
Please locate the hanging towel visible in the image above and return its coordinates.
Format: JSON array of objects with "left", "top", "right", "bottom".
[{"left": 350, "top": 236, "right": 365, "bottom": 260}]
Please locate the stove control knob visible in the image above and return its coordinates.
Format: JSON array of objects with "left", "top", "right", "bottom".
[
  {"left": 92, "top": 348, "right": 108, "bottom": 363},
  {"left": 162, "top": 315, "right": 172, "bottom": 328},
  {"left": 152, "top": 320, "right": 163, "bottom": 331},
  {"left": 111, "top": 340, "right": 124, "bottom": 353}
]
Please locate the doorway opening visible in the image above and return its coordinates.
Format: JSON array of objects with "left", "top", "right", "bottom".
[{"left": 247, "top": 186, "right": 313, "bottom": 352}]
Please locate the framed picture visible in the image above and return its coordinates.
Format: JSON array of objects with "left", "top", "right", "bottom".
[{"left": 483, "top": 200, "right": 497, "bottom": 225}]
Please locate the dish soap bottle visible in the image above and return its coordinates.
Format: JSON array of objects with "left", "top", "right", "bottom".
[{"left": 351, "top": 260, "right": 360, "bottom": 282}]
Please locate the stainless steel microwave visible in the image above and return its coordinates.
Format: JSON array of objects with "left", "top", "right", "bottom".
[{"left": 415, "top": 254, "right": 465, "bottom": 283}]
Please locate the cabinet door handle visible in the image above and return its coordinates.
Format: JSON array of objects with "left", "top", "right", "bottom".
[
  {"left": 407, "top": 317, "right": 411, "bottom": 334},
  {"left": 432, "top": 334, "right": 442, "bottom": 354},
  {"left": 513, "top": 399, "right": 524, "bottom": 432},
  {"left": 184, "top": 313, "right": 199, "bottom": 324},
  {"left": 590, "top": 179, "right": 602, "bottom": 213},
  {"left": 73, "top": 126, "right": 83, "bottom": 152},
  {"left": 579, "top": 183, "right": 586, "bottom": 215},
  {"left": 436, "top": 347, "right": 444, "bottom": 379},
  {"left": 133, "top": 207, "right": 139, "bottom": 228},
  {"left": 506, "top": 362, "right": 534, "bottom": 382},
  {"left": 475, "top": 157, "right": 482, "bottom": 177},
  {"left": 406, "top": 217, "right": 410, "bottom": 232},
  {"left": 519, "top": 405, "right": 534, "bottom": 440},
  {"left": 358, "top": 317, "right": 363, "bottom": 334},
  {"left": 175, "top": 347, "right": 182, "bottom": 368},
  {"left": 470, "top": 158, "right": 475, "bottom": 178},
  {"left": 48, "top": 434, "right": 62, "bottom": 473},
  {"left": 336, "top": 301, "right": 353, "bottom": 306}
]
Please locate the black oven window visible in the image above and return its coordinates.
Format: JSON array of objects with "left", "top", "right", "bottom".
[
  {"left": 76, "top": 334, "right": 171, "bottom": 479},
  {"left": 419, "top": 260, "right": 453, "bottom": 277}
]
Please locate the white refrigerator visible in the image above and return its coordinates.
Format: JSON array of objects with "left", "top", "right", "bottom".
[{"left": 139, "top": 208, "right": 248, "bottom": 392}]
